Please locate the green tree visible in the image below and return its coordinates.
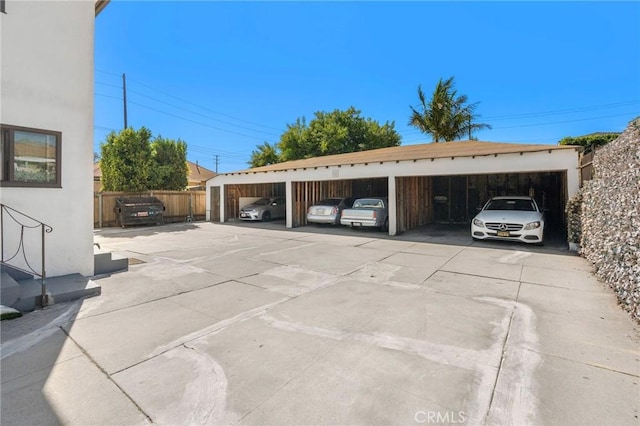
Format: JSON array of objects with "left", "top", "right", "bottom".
[
  {"left": 558, "top": 133, "right": 619, "bottom": 148},
  {"left": 249, "top": 107, "right": 401, "bottom": 167},
  {"left": 279, "top": 117, "right": 311, "bottom": 162},
  {"left": 148, "top": 136, "right": 189, "bottom": 190},
  {"left": 249, "top": 142, "right": 281, "bottom": 168},
  {"left": 100, "top": 127, "right": 152, "bottom": 192},
  {"left": 408, "top": 76, "right": 491, "bottom": 142}
]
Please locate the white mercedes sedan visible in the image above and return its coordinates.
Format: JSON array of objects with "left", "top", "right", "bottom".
[{"left": 471, "top": 196, "right": 545, "bottom": 245}]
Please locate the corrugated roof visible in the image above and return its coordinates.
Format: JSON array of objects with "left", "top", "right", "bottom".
[{"left": 228, "top": 140, "right": 579, "bottom": 174}]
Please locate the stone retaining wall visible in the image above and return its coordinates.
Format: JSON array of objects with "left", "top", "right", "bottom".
[{"left": 579, "top": 117, "right": 640, "bottom": 322}]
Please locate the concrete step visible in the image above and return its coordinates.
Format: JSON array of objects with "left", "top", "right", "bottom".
[
  {"left": 94, "top": 250, "right": 128, "bottom": 276},
  {"left": 1, "top": 271, "right": 21, "bottom": 307},
  {"left": 14, "top": 274, "right": 101, "bottom": 312},
  {"left": 0, "top": 263, "right": 34, "bottom": 281}
]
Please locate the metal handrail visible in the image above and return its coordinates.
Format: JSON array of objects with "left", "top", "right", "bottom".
[{"left": 0, "top": 203, "right": 53, "bottom": 308}]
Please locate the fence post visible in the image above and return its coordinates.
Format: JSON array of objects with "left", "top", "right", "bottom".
[{"left": 98, "top": 193, "right": 103, "bottom": 229}]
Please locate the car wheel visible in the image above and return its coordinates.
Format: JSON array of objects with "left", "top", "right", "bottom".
[
  {"left": 380, "top": 218, "right": 389, "bottom": 232},
  {"left": 262, "top": 211, "right": 271, "bottom": 222}
]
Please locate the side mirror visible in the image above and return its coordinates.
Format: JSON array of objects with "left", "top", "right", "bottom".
[
  {"left": 272, "top": 202, "right": 278, "bottom": 206},
  {"left": 476, "top": 206, "right": 482, "bottom": 212}
]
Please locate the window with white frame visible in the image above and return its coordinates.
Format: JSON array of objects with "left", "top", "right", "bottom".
[{"left": 1, "top": 124, "right": 62, "bottom": 187}]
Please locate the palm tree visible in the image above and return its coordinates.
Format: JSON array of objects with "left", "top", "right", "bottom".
[{"left": 409, "top": 77, "right": 491, "bottom": 142}]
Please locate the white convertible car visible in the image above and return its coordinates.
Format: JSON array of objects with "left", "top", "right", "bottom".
[{"left": 471, "top": 196, "right": 545, "bottom": 245}]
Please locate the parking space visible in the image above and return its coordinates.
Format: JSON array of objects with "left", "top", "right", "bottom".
[
  {"left": 224, "top": 220, "right": 569, "bottom": 252},
  {"left": 2, "top": 222, "right": 637, "bottom": 425}
]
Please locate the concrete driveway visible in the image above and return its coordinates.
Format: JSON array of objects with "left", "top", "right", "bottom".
[{"left": 2, "top": 222, "right": 639, "bottom": 425}]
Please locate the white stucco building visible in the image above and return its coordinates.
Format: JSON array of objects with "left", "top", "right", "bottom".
[
  {"left": 1, "top": 1, "right": 108, "bottom": 279},
  {"left": 206, "top": 141, "right": 581, "bottom": 237}
]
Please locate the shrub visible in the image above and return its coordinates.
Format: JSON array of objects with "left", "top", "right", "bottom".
[{"left": 565, "top": 190, "right": 583, "bottom": 244}]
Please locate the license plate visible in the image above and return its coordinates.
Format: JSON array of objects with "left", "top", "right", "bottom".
[
  {"left": 497, "top": 231, "right": 510, "bottom": 237},
  {"left": 353, "top": 222, "right": 362, "bottom": 227},
  {"left": 137, "top": 211, "right": 148, "bottom": 217}
]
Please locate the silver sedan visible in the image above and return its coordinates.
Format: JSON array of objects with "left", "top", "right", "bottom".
[{"left": 307, "top": 197, "right": 355, "bottom": 225}]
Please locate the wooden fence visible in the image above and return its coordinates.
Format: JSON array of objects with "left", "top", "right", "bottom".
[
  {"left": 94, "top": 191, "right": 206, "bottom": 228},
  {"left": 579, "top": 148, "right": 595, "bottom": 186}
]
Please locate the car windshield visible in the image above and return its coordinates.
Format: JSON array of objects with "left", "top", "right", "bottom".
[
  {"left": 316, "top": 198, "right": 342, "bottom": 206},
  {"left": 485, "top": 199, "right": 536, "bottom": 211},
  {"left": 353, "top": 199, "right": 384, "bottom": 208},
  {"left": 252, "top": 198, "right": 272, "bottom": 206}
]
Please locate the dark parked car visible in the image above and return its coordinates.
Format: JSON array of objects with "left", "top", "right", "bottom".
[{"left": 306, "top": 197, "right": 355, "bottom": 225}]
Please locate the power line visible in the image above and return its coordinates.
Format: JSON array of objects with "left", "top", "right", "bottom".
[
  {"left": 95, "top": 125, "right": 119, "bottom": 131},
  {"left": 96, "top": 69, "right": 122, "bottom": 77},
  {"left": 96, "top": 81, "right": 122, "bottom": 89},
  {"left": 97, "top": 80, "right": 281, "bottom": 138},
  {"left": 483, "top": 100, "right": 639, "bottom": 121},
  {"left": 95, "top": 92, "right": 272, "bottom": 141},
  {"left": 127, "top": 99, "right": 271, "bottom": 141},
  {"left": 124, "top": 87, "right": 280, "bottom": 137},
  {"left": 399, "top": 100, "right": 640, "bottom": 137},
  {"left": 188, "top": 144, "right": 249, "bottom": 160},
  {"left": 492, "top": 111, "right": 638, "bottom": 129},
  {"left": 119, "top": 73, "right": 284, "bottom": 132},
  {"left": 399, "top": 110, "right": 637, "bottom": 141},
  {"left": 95, "top": 92, "right": 122, "bottom": 102}
]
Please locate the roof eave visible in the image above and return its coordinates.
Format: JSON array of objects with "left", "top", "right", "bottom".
[
  {"left": 227, "top": 145, "right": 580, "bottom": 175},
  {"left": 95, "top": 0, "right": 110, "bottom": 16}
]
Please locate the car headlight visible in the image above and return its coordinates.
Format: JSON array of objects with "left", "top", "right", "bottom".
[
  {"left": 473, "top": 218, "right": 484, "bottom": 227},
  {"left": 523, "top": 221, "right": 541, "bottom": 230}
]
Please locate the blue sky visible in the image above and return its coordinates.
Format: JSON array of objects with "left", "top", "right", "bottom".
[{"left": 94, "top": 1, "right": 640, "bottom": 173}]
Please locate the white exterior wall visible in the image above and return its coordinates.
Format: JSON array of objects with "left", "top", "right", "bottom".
[
  {"left": 206, "top": 149, "right": 579, "bottom": 235},
  {"left": 1, "top": 1, "right": 96, "bottom": 277},
  {"left": 208, "top": 149, "right": 579, "bottom": 187}
]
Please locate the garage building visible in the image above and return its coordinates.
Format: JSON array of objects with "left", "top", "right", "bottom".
[{"left": 206, "top": 140, "right": 580, "bottom": 237}]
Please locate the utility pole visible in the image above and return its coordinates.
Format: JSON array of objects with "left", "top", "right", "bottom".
[
  {"left": 214, "top": 155, "right": 219, "bottom": 173},
  {"left": 122, "top": 73, "right": 128, "bottom": 129}
]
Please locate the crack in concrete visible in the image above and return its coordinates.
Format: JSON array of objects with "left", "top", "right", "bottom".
[
  {"left": 58, "top": 326, "right": 154, "bottom": 424},
  {"left": 75, "top": 279, "right": 236, "bottom": 321},
  {"left": 482, "top": 300, "right": 517, "bottom": 424},
  {"left": 480, "top": 295, "right": 542, "bottom": 426}
]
